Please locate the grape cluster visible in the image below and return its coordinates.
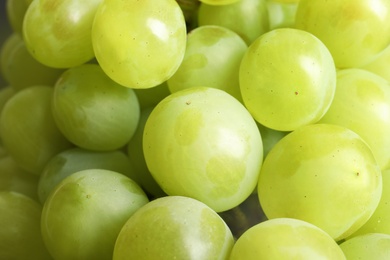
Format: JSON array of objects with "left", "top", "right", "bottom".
[{"left": 1, "top": 0, "right": 390, "bottom": 259}]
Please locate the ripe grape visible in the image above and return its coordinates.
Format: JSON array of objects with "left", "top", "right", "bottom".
[{"left": 339, "top": 233, "right": 390, "bottom": 259}]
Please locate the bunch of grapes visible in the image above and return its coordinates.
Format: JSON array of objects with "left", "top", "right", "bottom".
[{"left": 1, "top": 0, "right": 390, "bottom": 259}]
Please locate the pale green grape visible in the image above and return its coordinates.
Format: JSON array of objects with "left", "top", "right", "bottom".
[
  {"left": 143, "top": 87, "right": 263, "bottom": 212},
  {"left": 51, "top": 64, "right": 140, "bottom": 151},
  {"left": 113, "top": 196, "right": 234, "bottom": 260},
  {"left": 257, "top": 122, "right": 288, "bottom": 158},
  {"left": 23, "top": 0, "right": 102, "bottom": 68},
  {"left": 92, "top": 0, "right": 187, "bottom": 89},
  {"left": 0, "top": 85, "right": 72, "bottom": 175},
  {"left": 229, "top": 218, "right": 346, "bottom": 260},
  {"left": 133, "top": 81, "right": 171, "bottom": 110},
  {"left": 38, "top": 147, "right": 138, "bottom": 204},
  {"left": 167, "top": 25, "right": 247, "bottom": 102},
  {"left": 0, "top": 155, "right": 40, "bottom": 201},
  {"left": 127, "top": 107, "right": 166, "bottom": 198},
  {"left": 258, "top": 124, "right": 382, "bottom": 241},
  {"left": 239, "top": 28, "right": 336, "bottom": 131},
  {"left": 0, "top": 33, "right": 64, "bottom": 91},
  {"left": 0, "top": 191, "right": 51, "bottom": 260},
  {"left": 266, "top": 0, "right": 298, "bottom": 30},
  {"left": 350, "top": 169, "right": 390, "bottom": 237},
  {"left": 318, "top": 69, "right": 390, "bottom": 170},
  {"left": 6, "top": 0, "right": 32, "bottom": 34},
  {"left": 362, "top": 44, "right": 390, "bottom": 83},
  {"left": 198, "top": 0, "right": 269, "bottom": 45},
  {"left": 200, "top": 0, "right": 240, "bottom": 5},
  {"left": 340, "top": 233, "right": 390, "bottom": 260},
  {"left": 295, "top": 0, "right": 390, "bottom": 68},
  {"left": 41, "top": 169, "right": 149, "bottom": 260}
]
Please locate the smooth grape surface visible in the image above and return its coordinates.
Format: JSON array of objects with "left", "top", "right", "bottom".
[{"left": 340, "top": 233, "right": 390, "bottom": 260}]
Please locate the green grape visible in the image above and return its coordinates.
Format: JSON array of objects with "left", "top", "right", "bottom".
[
  {"left": 197, "top": 0, "right": 269, "bottom": 45},
  {"left": 258, "top": 124, "right": 382, "bottom": 241},
  {"left": 41, "top": 169, "right": 149, "bottom": 260},
  {"left": 133, "top": 81, "right": 171, "bottom": 110},
  {"left": 167, "top": 25, "right": 247, "bottom": 102},
  {"left": 199, "top": 0, "right": 240, "bottom": 5},
  {"left": 362, "top": 44, "right": 390, "bottom": 83},
  {"left": 38, "top": 147, "right": 138, "bottom": 204},
  {"left": 318, "top": 69, "right": 390, "bottom": 170},
  {"left": 23, "top": 0, "right": 102, "bottom": 68},
  {"left": 1, "top": 32, "right": 22, "bottom": 82},
  {"left": 0, "top": 145, "right": 7, "bottom": 159},
  {"left": 51, "top": 64, "right": 140, "bottom": 151},
  {"left": 257, "top": 122, "right": 288, "bottom": 158},
  {"left": 339, "top": 233, "right": 390, "bottom": 260},
  {"left": 295, "top": 0, "right": 390, "bottom": 68},
  {"left": 176, "top": 0, "right": 200, "bottom": 31},
  {"left": 92, "top": 0, "right": 187, "bottom": 89},
  {"left": 6, "top": 0, "right": 32, "bottom": 34},
  {"left": 350, "top": 169, "right": 390, "bottom": 237},
  {"left": 0, "top": 85, "right": 15, "bottom": 113},
  {"left": 266, "top": 0, "right": 298, "bottom": 30},
  {"left": 0, "top": 191, "right": 51, "bottom": 260},
  {"left": 229, "top": 218, "right": 346, "bottom": 260},
  {"left": 0, "top": 155, "right": 40, "bottom": 201},
  {"left": 0, "top": 85, "right": 72, "bottom": 175},
  {"left": 113, "top": 196, "right": 234, "bottom": 260},
  {"left": 127, "top": 107, "right": 166, "bottom": 198},
  {"left": 239, "top": 28, "right": 336, "bottom": 131},
  {"left": 143, "top": 87, "right": 263, "bottom": 212},
  {"left": 0, "top": 33, "right": 64, "bottom": 91}
]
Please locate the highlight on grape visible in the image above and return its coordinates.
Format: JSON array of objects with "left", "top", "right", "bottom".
[{"left": 1, "top": 0, "right": 390, "bottom": 259}]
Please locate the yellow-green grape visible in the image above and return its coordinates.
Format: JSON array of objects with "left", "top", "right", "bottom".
[
  {"left": 92, "top": 0, "right": 187, "bottom": 89},
  {"left": 0, "top": 33, "right": 64, "bottom": 91},
  {"left": 41, "top": 169, "right": 149, "bottom": 260},
  {"left": 143, "top": 87, "right": 263, "bottom": 212},
  {"left": 271, "top": 0, "right": 300, "bottom": 4},
  {"left": 258, "top": 124, "right": 382, "bottom": 241},
  {"left": 350, "top": 169, "right": 390, "bottom": 237},
  {"left": 0, "top": 191, "right": 51, "bottom": 260},
  {"left": 113, "top": 196, "right": 234, "bottom": 260},
  {"left": 51, "top": 64, "right": 140, "bottom": 151},
  {"left": 239, "top": 28, "right": 336, "bottom": 131},
  {"left": 127, "top": 107, "right": 166, "bottom": 198},
  {"left": 199, "top": 0, "right": 240, "bottom": 5},
  {"left": 339, "top": 233, "right": 390, "bottom": 260},
  {"left": 0, "top": 85, "right": 15, "bottom": 113},
  {"left": 257, "top": 122, "right": 288, "bottom": 158},
  {"left": 6, "top": 0, "right": 33, "bottom": 34},
  {"left": 1, "top": 33, "right": 22, "bottom": 82},
  {"left": 167, "top": 25, "right": 247, "bottom": 102},
  {"left": 38, "top": 147, "right": 138, "bottom": 204},
  {"left": 0, "top": 85, "right": 72, "bottom": 175},
  {"left": 23, "top": 0, "right": 102, "bottom": 68},
  {"left": 198, "top": 0, "right": 269, "bottom": 45},
  {"left": 295, "top": 0, "right": 390, "bottom": 68},
  {"left": 0, "top": 155, "right": 40, "bottom": 202},
  {"left": 266, "top": 0, "right": 298, "bottom": 30},
  {"left": 229, "top": 218, "right": 346, "bottom": 260},
  {"left": 133, "top": 81, "right": 171, "bottom": 110},
  {"left": 362, "top": 44, "right": 390, "bottom": 83},
  {"left": 318, "top": 69, "right": 390, "bottom": 170}
]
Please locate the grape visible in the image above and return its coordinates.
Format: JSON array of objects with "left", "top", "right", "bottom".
[
  {"left": 0, "top": 191, "right": 51, "bottom": 260},
  {"left": 127, "top": 107, "right": 166, "bottom": 198},
  {"left": 133, "top": 81, "right": 171, "bottom": 110},
  {"left": 6, "top": 0, "right": 32, "bottom": 34},
  {"left": 197, "top": 0, "right": 269, "bottom": 45},
  {"left": 0, "top": 85, "right": 72, "bottom": 175},
  {"left": 295, "top": 0, "right": 390, "bottom": 68},
  {"left": 239, "top": 28, "right": 336, "bottom": 131},
  {"left": 0, "top": 33, "right": 64, "bottom": 91},
  {"left": 167, "top": 25, "right": 247, "bottom": 102},
  {"left": 113, "top": 196, "right": 234, "bottom": 260},
  {"left": 176, "top": 0, "right": 200, "bottom": 31},
  {"left": 0, "top": 155, "right": 40, "bottom": 201},
  {"left": 22, "top": 0, "right": 102, "bottom": 68},
  {"left": 256, "top": 122, "right": 288, "bottom": 158},
  {"left": 92, "top": 0, "right": 187, "bottom": 89},
  {"left": 143, "top": 87, "right": 263, "bottom": 212},
  {"left": 318, "top": 69, "right": 390, "bottom": 170},
  {"left": 38, "top": 147, "right": 138, "bottom": 204},
  {"left": 41, "top": 169, "right": 149, "bottom": 260},
  {"left": 258, "top": 124, "right": 382, "bottom": 241},
  {"left": 362, "top": 44, "right": 390, "bottom": 83},
  {"left": 339, "top": 233, "right": 390, "bottom": 259},
  {"left": 51, "top": 64, "right": 140, "bottom": 151},
  {"left": 199, "top": 0, "right": 240, "bottom": 5},
  {"left": 0, "top": 85, "right": 15, "bottom": 114},
  {"left": 266, "top": 0, "right": 298, "bottom": 30},
  {"left": 350, "top": 169, "right": 390, "bottom": 237},
  {"left": 229, "top": 218, "right": 346, "bottom": 260}
]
